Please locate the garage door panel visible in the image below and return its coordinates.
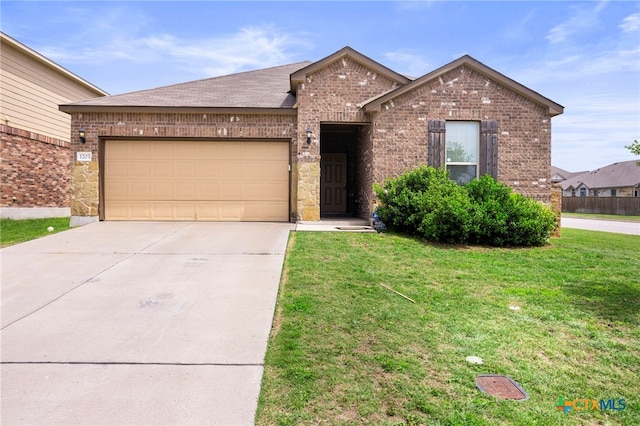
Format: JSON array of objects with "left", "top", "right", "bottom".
[
  {"left": 149, "top": 142, "right": 174, "bottom": 159},
  {"left": 108, "top": 161, "right": 128, "bottom": 179},
  {"left": 218, "top": 183, "right": 243, "bottom": 200},
  {"left": 106, "top": 182, "right": 128, "bottom": 200},
  {"left": 105, "top": 140, "right": 289, "bottom": 221},
  {"left": 106, "top": 202, "right": 128, "bottom": 219},
  {"left": 128, "top": 162, "right": 150, "bottom": 179},
  {"left": 263, "top": 183, "right": 288, "bottom": 200},
  {"left": 196, "top": 143, "right": 219, "bottom": 157},
  {"left": 262, "top": 162, "right": 287, "bottom": 181},
  {"left": 172, "top": 143, "right": 196, "bottom": 159},
  {"left": 197, "top": 183, "right": 218, "bottom": 199},
  {"left": 130, "top": 183, "right": 150, "bottom": 199},
  {"left": 128, "top": 142, "right": 150, "bottom": 158},
  {"left": 196, "top": 204, "right": 220, "bottom": 220},
  {"left": 218, "top": 162, "right": 243, "bottom": 179},
  {"left": 150, "top": 183, "right": 173, "bottom": 199},
  {"left": 195, "top": 163, "right": 218, "bottom": 178},
  {"left": 217, "top": 144, "right": 241, "bottom": 160},
  {"left": 127, "top": 203, "right": 150, "bottom": 220},
  {"left": 174, "top": 204, "right": 196, "bottom": 220},
  {"left": 175, "top": 183, "right": 196, "bottom": 199},
  {"left": 219, "top": 204, "right": 242, "bottom": 220},
  {"left": 174, "top": 161, "right": 196, "bottom": 179},
  {"left": 151, "top": 162, "right": 172, "bottom": 179}
]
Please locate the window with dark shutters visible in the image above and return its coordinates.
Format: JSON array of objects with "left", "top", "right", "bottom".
[
  {"left": 479, "top": 120, "right": 498, "bottom": 179},
  {"left": 428, "top": 119, "right": 499, "bottom": 182},
  {"left": 427, "top": 119, "right": 446, "bottom": 168}
]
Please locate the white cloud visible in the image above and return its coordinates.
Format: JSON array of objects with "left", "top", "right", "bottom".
[
  {"left": 619, "top": 12, "right": 640, "bottom": 32},
  {"left": 42, "top": 25, "right": 308, "bottom": 77},
  {"left": 546, "top": 1, "right": 608, "bottom": 44},
  {"left": 382, "top": 49, "right": 431, "bottom": 78}
]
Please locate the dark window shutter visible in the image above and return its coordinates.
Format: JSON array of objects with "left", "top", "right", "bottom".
[
  {"left": 480, "top": 120, "right": 498, "bottom": 179},
  {"left": 428, "top": 119, "right": 446, "bottom": 168}
]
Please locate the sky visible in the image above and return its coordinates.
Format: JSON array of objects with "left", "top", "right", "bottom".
[{"left": 2, "top": 0, "right": 639, "bottom": 172}]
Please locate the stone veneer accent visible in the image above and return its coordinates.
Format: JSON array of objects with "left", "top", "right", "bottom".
[
  {"left": 0, "top": 124, "right": 71, "bottom": 209},
  {"left": 71, "top": 161, "right": 99, "bottom": 216}
]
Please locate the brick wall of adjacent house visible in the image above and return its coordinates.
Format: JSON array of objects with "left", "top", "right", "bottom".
[
  {"left": 0, "top": 124, "right": 71, "bottom": 208},
  {"left": 371, "top": 65, "right": 553, "bottom": 203},
  {"left": 69, "top": 112, "right": 297, "bottom": 217},
  {"left": 295, "top": 56, "right": 403, "bottom": 219}
]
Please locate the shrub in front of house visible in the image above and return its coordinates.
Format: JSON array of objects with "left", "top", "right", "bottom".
[
  {"left": 373, "top": 166, "right": 472, "bottom": 244},
  {"left": 466, "top": 175, "right": 557, "bottom": 246},
  {"left": 374, "top": 166, "right": 557, "bottom": 247}
]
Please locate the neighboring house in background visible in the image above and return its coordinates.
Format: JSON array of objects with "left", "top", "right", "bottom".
[
  {"left": 0, "top": 32, "right": 107, "bottom": 219},
  {"left": 551, "top": 165, "right": 586, "bottom": 183},
  {"left": 562, "top": 160, "right": 640, "bottom": 197},
  {"left": 60, "top": 46, "right": 563, "bottom": 224}
]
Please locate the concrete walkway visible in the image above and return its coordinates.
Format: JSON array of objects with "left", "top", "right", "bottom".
[
  {"left": 1, "top": 221, "right": 294, "bottom": 425},
  {"left": 561, "top": 217, "right": 640, "bottom": 236}
]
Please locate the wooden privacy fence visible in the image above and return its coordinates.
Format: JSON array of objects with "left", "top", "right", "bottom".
[{"left": 562, "top": 197, "right": 640, "bottom": 215}]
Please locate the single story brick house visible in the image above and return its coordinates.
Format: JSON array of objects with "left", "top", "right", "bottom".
[{"left": 60, "top": 46, "right": 563, "bottom": 224}]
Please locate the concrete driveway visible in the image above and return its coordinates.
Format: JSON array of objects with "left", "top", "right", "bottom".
[{"left": 1, "top": 221, "right": 294, "bottom": 425}]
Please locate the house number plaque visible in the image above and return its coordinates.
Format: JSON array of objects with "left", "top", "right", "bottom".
[{"left": 76, "top": 152, "right": 92, "bottom": 162}]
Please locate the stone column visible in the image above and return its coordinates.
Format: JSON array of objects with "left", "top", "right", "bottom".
[
  {"left": 70, "top": 160, "right": 99, "bottom": 226},
  {"left": 296, "top": 161, "right": 320, "bottom": 221}
]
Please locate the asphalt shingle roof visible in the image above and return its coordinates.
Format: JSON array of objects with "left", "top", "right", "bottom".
[
  {"left": 68, "top": 61, "right": 311, "bottom": 109},
  {"left": 562, "top": 160, "right": 640, "bottom": 190}
]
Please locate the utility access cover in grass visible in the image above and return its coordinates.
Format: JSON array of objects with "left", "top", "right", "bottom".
[{"left": 476, "top": 375, "right": 529, "bottom": 400}]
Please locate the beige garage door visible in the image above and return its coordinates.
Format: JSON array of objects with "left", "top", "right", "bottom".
[{"left": 104, "top": 140, "right": 289, "bottom": 221}]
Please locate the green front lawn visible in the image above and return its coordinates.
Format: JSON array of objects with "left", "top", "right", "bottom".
[
  {"left": 0, "top": 217, "right": 70, "bottom": 247},
  {"left": 257, "top": 229, "right": 639, "bottom": 425}
]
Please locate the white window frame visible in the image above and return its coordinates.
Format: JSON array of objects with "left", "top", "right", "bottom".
[{"left": 445, "top": 121, "right": 479, "bottom": 185}]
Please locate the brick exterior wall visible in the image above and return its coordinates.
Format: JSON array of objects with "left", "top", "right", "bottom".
[
  {"left": 355, "top": 124, "right": 374, "bottom": 218},
  {"left": 0, "top": 124, "right": 71, "bottom": 208},
  {"left": 69, "top": 112, "right": 297, "bottom": 218},
  {"left": 371, "top": 65, "right": 552, "bottom": 203}
]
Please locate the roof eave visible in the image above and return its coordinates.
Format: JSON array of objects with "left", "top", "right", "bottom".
[{"left": 59, "top": 105, "right": 298, "bottom": 115}]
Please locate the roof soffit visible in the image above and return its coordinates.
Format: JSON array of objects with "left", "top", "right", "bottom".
[
  {"left": 289, "top": 46, "right": 411, "bottom": 94},
  {"left": 363, "top": 55, "right": 564, "bottom": 117}
]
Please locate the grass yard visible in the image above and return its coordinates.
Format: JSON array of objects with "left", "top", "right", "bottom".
[
  {"left": 0, "top": 217, "right": 70, "bottom": 247},
  {"left": 257, "top": 229, "right": 639, "bottom": 425}
]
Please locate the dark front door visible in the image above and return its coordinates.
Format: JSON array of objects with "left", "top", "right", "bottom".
[{"left": 321, "top": 153, "right": 347, "bottom": 215}]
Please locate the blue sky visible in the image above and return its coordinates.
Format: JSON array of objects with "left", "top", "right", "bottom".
[{"left": 3, "top": 1, "right": 639, "bottom": 171}]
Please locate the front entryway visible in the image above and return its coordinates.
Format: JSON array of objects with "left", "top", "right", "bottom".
[
  {"left": 320, "top": 153, "right": 347, "bottom": 214},
  {"left": 320, "top": 123, "right": 367, "bottom": 218}
]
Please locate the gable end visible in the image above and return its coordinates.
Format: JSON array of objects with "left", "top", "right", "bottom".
[{"left": 363, "top": 55, "right": 563, "bottom": 117}]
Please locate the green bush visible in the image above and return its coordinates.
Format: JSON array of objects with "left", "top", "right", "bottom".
[
  {"left": 466, "top": 175, "right": 557, "bottom": 246},
  {"left": 373, "top": 167, "right": 557, "bottom": 247},
  {"left": 373, "top": 166, "right": 471, "bottom": 243}
]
